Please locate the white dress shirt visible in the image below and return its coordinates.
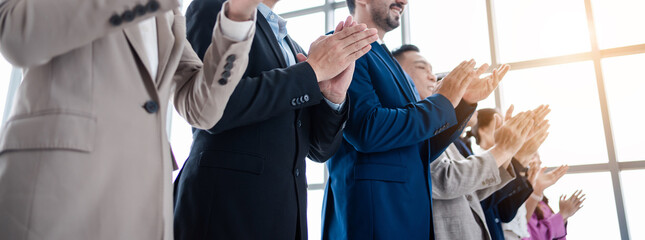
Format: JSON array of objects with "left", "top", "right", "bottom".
[{"left": 137, "top": 1, "right": 256, "bottom": 81}]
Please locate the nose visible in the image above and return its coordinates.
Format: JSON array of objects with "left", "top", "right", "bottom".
[
  {"left": 397, "top": 0, "right": 408, "bottom": 6},
  {"left": 429, "top": 73, "right": 437, "bottom": 83}
]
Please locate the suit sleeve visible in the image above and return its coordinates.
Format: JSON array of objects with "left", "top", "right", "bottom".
[
  {"left": 173, "top": 2, "right": 257, "bottom": 130},
  {"left": 474, "top": 163, "right": 516, "bottom": 200},
  {"left": 431, "top": 145, "right": 503, "bottom": 199},
  {"left": 182, "top": 0, "right": 326, "bottom": 133},
  {"left": 0, "top": 0, "right": 178, "bottom": 67},
  {"left": 495, "top": 160, "right": 534, "bottom": 222},
  {"left": 307, "top": 97, "right": 349, "bottom": 162},
  {"left": 429, "top": 101, "right": 477, "bottom": 161},
  {"left": 344, "top": 56, "right": 474, "bottom": 153}
]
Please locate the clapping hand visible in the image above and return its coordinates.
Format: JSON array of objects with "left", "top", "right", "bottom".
[
  {"left": 559, "top": 190, "right": 586, "bottom": 222},
  {"left": 462, "top": 64, "right": 511, "bottom": 104},
  {"left": 535, "top": 165, "right": 568, "bottom": 191},
  {"left": 299, "top": 16, "right": 378, "bottom": 104},
  {"left": 434, "top": 60, "right": 477, "bottom": 108}
]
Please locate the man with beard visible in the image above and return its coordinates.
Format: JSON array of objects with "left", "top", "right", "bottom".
[{"left": 321, "top": 1, "right": 510, "bottom": 239}]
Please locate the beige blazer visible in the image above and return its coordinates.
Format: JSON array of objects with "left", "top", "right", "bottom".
[
  {"left": 0, "top": 0, "right": 254, "bottom": 239},
  {"left": 430, "top": 144, "right": 516, "bottom": 240}
]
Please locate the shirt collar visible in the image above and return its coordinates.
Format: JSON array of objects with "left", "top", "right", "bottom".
[{"left": 258, "top": 3, "right": 288, "bottom": 41}]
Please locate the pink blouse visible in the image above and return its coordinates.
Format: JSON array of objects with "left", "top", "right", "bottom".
[{"left": 523, "top": 201, "right": 567, "bottom": 240}]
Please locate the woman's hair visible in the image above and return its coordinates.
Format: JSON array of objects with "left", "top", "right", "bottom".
[
  {"left": 535, "top": 196, "right": 554, "bottom": 220},
  {"left": 468, "top": 108, "right": 500, "bottom": 144}
]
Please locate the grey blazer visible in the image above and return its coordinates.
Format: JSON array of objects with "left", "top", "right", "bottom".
[
  {"left": 0, "top": 1, "right": 254, "bottom": 239},
  {"left": 430, "top": 144, "right": 516, "bottom": 240}
]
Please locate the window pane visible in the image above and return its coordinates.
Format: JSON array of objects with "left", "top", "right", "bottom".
[
  {"left": 591, "top": 0, "right": 645, "bottom": 49},
  {"left": 307, "top": 189, "right": 324, "bottom": 240},
  {"left": 409, "top": 0, "right": 490, "bottom": 73},
  {"left": 181, "top": 0, "right": 193, "bottom": 15},
  {"left": 274, "top": 0, "right": 324, "bottom": 14},
  {"left": 621, "top": 169, "right": 645, "bottom": 240},
  {"left": 543, "top": 172, "right": 621, "bottom": 240},
  {"left": 501, "top": 61, "right": 608, "bottom": 166},
  {"left": 170, "top": 108, "right": 194, "bottom": 180},
  {"left": 334, "top": 7, "right": 401, "bottom": 49},
  {"left": 494, "top": 0, "right": 591, "bottom": 63},
  {"left": 477, "top": 94, "right": 496, "bottom": 110},
  {"left": 602, "top": 53, "right": 645, "bottom": 162},
  {"left": 306, "top": 160, "right": 326, "bottom": 185},
  {"left": 285, "top": 12, "right": 326, "bottom": 53}
]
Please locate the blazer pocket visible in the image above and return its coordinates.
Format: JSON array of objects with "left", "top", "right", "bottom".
[
  {"left": 199, "top": 150, "right": 265, "bottom": 175},
  {"left": 0, "top": 112, "right": 96, "bottom": 154},
  {"left": 354, "top": 163, "right": 408, "bottom": 183}
]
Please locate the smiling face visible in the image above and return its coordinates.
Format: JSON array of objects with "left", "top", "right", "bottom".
[
  {"left": 398, "top": 51, "right": 437, "bottom": 99},
  {"left": 369, "top": 0, "right": 406, "bottom": 32}
]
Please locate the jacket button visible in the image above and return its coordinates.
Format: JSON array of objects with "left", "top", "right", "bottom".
[
  {"left": 291, "top": 98, "right": 297, "bottom": 107},
  {"left": 466, "top": 195, "right": 472, "bottom": 201},
  {"left": 146, "top": 0, "right": 160, "bottom": 12},
  {"left": 221, "top": 70, "right": 231, "bottom": 79},
  {"left": 121, "top": 10, "right": 135, "bottom": 22},
  {"left": 303, "top": 94, "right": 309, "bottom": 102},
  {"left": 495, "top": 218, "right": 500, "bottom": 223},
  {"left": 109, "top": 14, "right": 122, "bottom": 26},
  {"left": 134, "top": 4, "right": 147, "bottom": 16},
  {"left": 295, "top": 168, "right": 300, "bottom": 177},
  {"left": 226, "top": 54, "right": 236, "bottom": 62},
  {"left": 144, "top": 100, "right": 159, "bottom": 113},
  {"left": 224, "top": 62, "right": 234, "bottom": 71},
  {"left": 218, "top": 78, "right": 228, "bottom": 85},
  {"left": 297, "top": 120, "right": 302, "bottom": 128}
]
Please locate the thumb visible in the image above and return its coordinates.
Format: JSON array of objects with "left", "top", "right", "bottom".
[{"left": 296, "top": 53, "right": 307, "bottom": 63}]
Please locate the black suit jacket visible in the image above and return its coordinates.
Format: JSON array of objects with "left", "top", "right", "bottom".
[
  {"left": 173, "top": 1, "right": 348, "bottom": 239},
  {"left": 481, "top": 159, "right": 534, "bottom": 240}
]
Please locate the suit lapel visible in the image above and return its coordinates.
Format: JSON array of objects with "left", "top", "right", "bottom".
[
  {"left": 155, "top": 13, "right": 175, "bottom": 85},
  {"left": 372, "top": 43, "right": 416, "bottom": 102},
  {"left": 123, "top": 25, "right": 154, "bottom": 81},
  {"left": 257, "top": 12, "right": 288, "bottom": 68}
]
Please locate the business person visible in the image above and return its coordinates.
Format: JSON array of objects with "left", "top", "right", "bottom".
[
  {"left": 393, "top": 45, "right": 547, "bottom": 240},
  {"left": 321, "top": 0, "right": 511, "bottom": 239},
  {"left": 173, "top": 0, "right": 379, "bottom": 239},
  {"left": 0, "top": 0, "right": 261, "bottom": 239}
]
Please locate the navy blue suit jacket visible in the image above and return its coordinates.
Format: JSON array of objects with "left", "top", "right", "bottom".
[
  {"left": 481, "top": 159, "right": 533, "bottom": 240},
  {"left": 322, "top": 42, "right": 476, "bottom": 239}
]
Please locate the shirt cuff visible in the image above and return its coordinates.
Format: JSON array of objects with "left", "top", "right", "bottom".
[
  {"left": 323, "top": 97, "right": 345, "bottom": 113},
  {"left": 219, "top": 1, "right": 256, "bottom": 42}
]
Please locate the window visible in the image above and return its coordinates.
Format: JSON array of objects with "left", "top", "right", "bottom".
[
  {"left": 591, "top": 0, "right": 645, "bottom": 50},
  {"left": 543, "top": 172, "right": 621, "bottom": 240},
  {"left": 494, "top": 0, "right": 591, "bottom": 63},
  {"left": 274, "top": 0, "right": 324, "bottom": 14},
  {"left": 501, "top": 61, "right": 609, "bottom": 166},
  {"left": 621, "top": 170, "right": 645, "bottom": 240},
  {"left": 285, "top": 12, "right": 326, "bottom": 53},
  {"left": 409, "top": 0, "right": 490, "bottom": 73},
  {"left": 602, "top": 53, "right": 645, "bottom": 162}
]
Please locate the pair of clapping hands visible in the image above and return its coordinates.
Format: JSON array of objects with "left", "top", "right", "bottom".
[
  {"left": 487, "top": 104, "right": 551, "bottom": 167},
  {"left": 228, "top": 0, "right": 379, "bottom": 104}
]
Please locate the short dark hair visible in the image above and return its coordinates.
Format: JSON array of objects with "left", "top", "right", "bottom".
[
  {"left": 392, "top": 44, "right": 420, "bottom": 59},
  {"left": 347, "top": 0, "right": 356, "bottom": 14}
]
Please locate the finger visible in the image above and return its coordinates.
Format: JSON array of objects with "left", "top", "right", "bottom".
[
  {"left": 345, "top": 15, "right": 353, "bottom": 28},
  {"left": 335, "top": 21, "right": 344, "bottom": 33},
  {"left": 347, "top": 44, "right": 372, "bottom": 62},
  {"left": 445, "top": 60, "right": 473, "bottom": 84},
  {"left": 296, "top": 53, "right": 307, "bottom": 63},
  {"left": 475, "top": 63, "right": 490, "bottom": 77},
  {"left": 343, "top": 30, "right": 379, "bottom": 58},
  {"left": 334, "top": 23, "right": 368, "bottom": 40},
  {"left": 496, "top": 64, "right": 511, "bottom": 82},
  {"left": 505, "top": 104, "right": 515, "bottom": 121}
]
